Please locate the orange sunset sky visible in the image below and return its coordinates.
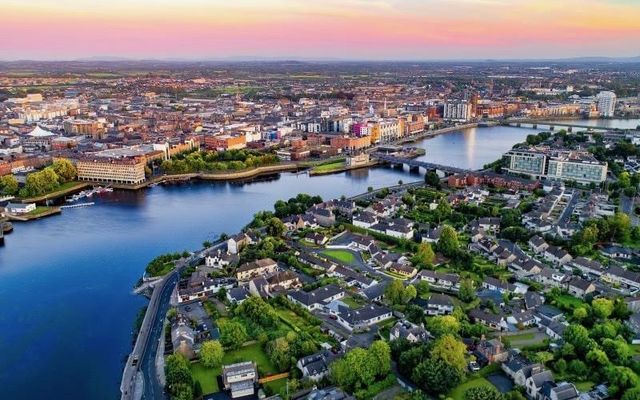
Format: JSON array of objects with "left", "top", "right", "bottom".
[{"left": 2, "top": 0, "right": 639, "bottom": 60}]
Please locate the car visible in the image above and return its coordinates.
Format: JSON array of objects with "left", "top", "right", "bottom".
[{"left": 468, "top": 361, "right": 480, "bottom": 372}]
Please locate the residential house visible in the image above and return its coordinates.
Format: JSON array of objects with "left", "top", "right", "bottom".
[
  {"left": 352, "top": 211, "right": 378, "bottom": 229},
  {"left": 288, "top": 284, "right": 345, "bottom": 311},
  {"left": 525, "top": 369, "right": 555, "bottom": 400},
  {"left": 509, "top": 258, "right": 544, "bottom": 279},
  {"left": 304, "top": 232, "right": 328, "bottom": 246},
  {"left": 569, "top": 257, "right": 605, "bottom": 277},
  {"left": 171, "top": 314, "right": 196, "bottom": 359},
  {"left": 469, "top": 309, "right": 505, "bottom": 330},
  {"left": 567, "top": 277, "right": 596, "bottom": 299},
  {"left": 482, "top": 276, "right": 515, "bottom": 294},
  {"left": 205, "top": 249, "right": 239, "bottom": 269},
  {"left": 414, "top": 270, "right": 460, "bottom": 292},
  {"left": 297, "top": 350, "right": 335, "bottom": 382},
  {"left": 235, "top": 258, "right": 278, "bottom": 281},
  {"left": 601, "top": 245, "right": 632, "bottom": 260},
  {"left": 602, "top": 265, "right": 640, "bottom": 291},
  {"left": 227, "top": 286, "right": 250, "bottom": 304},
  {"left": 222, "top": 361, "right": 258, "bottom": 399},
  {"left": 423, "top": 293, "right": 455, "bottom": 316},
  {"left": 335, "top": 304, "right": 392, "bottom": 331},
  {"left": 543, "top": 245, "right": 573, "bottom": 266},
  {"left": 529, "top": 235, "right": 549, "bottom": 254},
  {"left": 227, "top": 231, "right": 258, "bottom": 255},
  {"left": 535, "top": 267, "right": 570, "bottom": 289},
  {"left": 388, "top": 262, "right": 417, "bottom": 278},
  {"left": 475, "top": 338, "right": 508, "bottom": 364},
  {"left": 308, "top": 207, "right": 336, "bottom": 227},
  {"left": 389, "top": 320, "right": 430, "bottom": 343}
]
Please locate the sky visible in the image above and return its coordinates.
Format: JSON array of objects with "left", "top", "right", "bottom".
[{"left": 1, "top": 0, "right": 639, "bottom": 61}]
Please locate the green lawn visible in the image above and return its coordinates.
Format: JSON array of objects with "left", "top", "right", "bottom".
[
  {"left": 575, "top": 381, "right": 594, "bottom": 392},
  {"left": 26, "top": 206, "right": 54, "bottom": 216},
  {"left": 312, "top": 160, "right": 346, "bottom": 173},
  {"left": 263, "top": 377, "right": 288, "bottom": 396},
  {"left": 320, "top": 249, "right": 357, "bottom": 264},
  {"left": 223, "top": 342, "right": 277, "bottom": 375},
  {"left": 449, "top": 377, "right": 494, "bottom": 400},
  {"left": 505, "top": 332, "right": 535, "bottom": 342},
  {"left": 191, "top": 362, "right": 220, "bottom": 395},
  {"left": 553, "top": 294, "right": 585, "bottom": 310}
]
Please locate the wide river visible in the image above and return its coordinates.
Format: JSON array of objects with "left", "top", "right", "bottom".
[{"left": 0, "top": 121, "right": 636, "bottom": 399}]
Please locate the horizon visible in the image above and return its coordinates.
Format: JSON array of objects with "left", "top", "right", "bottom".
[{"left": 2, "top": 0, "right": 640, "bottom": 61}]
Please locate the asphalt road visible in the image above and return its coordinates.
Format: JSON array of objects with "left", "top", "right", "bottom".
[{"left": 141, "top": 271, "right": 178, "bottom": 400}]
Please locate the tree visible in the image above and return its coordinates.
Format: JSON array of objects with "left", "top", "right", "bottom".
[
  {"left": 438, "top": 225, "right": 459, "bottom": 257},
  {"left": 51, "top": 158, "right": 77, "bottom": 182},
  {"left": 426, "top": 315, "right": 460, "bottom": 338},
  {"left": 368, "top": 340, "right": 391, "bottom": 377},
  {"left": 267, "top": 337, "right": 292, "bottom": 372},
  {"left": 602, "top": 338, "right": 632, "bottom": 364},
  {"left": 532, "top": 351, "right": 554, "bottom": 366},
  {"left": 200, "top": 340, "right": 224, "bottom": 368},
  {"left": 622, "top": 387, "right": 640, "bottom": 400},
  {"left": 585, "top": 348, "right": 609, "bottom": 367},
  {"left": 0, "top": 175, "right": 18, "bottom": 195},
  {"left": 413, "top": 243, "right": 435, "bottom": 267},
  {"left": 563, "top": 324, "right": 595, "bottom": 355},
  {"left": 165, "top": 353, "right": 194, "bottom": 400},
  {"left": 331, "top": 347, "right": 376, "bottom": 392},
  {"left": 219, "top": 320, "right": 248, "bottom": 349},
  {"left": 266, "top": 217, "right": 285, "bottom": 237},
  {"left": 606, "top": 365, "right": 638, "bottom": 396},
  {"left": 567, "top": 359, "right": 588, "bottom": 380},
  {"left": 591, "top": 298, "right": 614, "bottom": 319},
  {"left": 412, "top": 358, "right": 463, "bottom": 394},
  {"left": 402, "top": 285, "right": 417, "bottom": 304},
  {"left": 458, "top": 279, "right": 476, "bottom": 302},
  {"left": 435, "top": 199, "right": 452, "bottom": 223},
  {"left": 619, "top": 171, "right": 631, "bottom": 188},
  {"left": 430, "top": 334, "right": 467, "bottom": 372},
  {"left": 384, "top": 280, "right": 405, "bottom": 305},
  {"left": 465, "top": 386, "right": 505, "bottom": 400},
  {"left": 425, "top": 171, "right": 441, "bottom": 188},
  {"left": 572, "top": 307, "right": 588, "bottom": 321}
]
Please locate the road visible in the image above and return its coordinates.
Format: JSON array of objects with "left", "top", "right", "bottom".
[{"left": 121, "top": 247, "right": 210, "bottom": 400}]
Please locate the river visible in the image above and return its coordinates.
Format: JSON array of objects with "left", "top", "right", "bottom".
[{"left": 0, "top": 122, "right": 626, "bottom": 399}]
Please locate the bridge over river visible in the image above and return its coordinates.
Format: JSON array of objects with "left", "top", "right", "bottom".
[
  {"left": 504, "top": 119, "right": 637, "bottom": 132},
  {"left": 372, "top": 153, "right": 472, "bottom": 175}
]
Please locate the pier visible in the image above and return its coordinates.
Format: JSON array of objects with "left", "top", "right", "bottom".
[{"left": 60, "top": 202, "right": 95, "bottom": 209}]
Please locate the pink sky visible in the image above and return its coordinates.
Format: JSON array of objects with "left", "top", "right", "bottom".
[{"left": 2, "top": 0, "right": 639, "bottom": 60}]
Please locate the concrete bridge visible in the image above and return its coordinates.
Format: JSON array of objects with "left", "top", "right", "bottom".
[
  {"left": 372, "top": 153, "right": 471, "bottom": 175},
  {"left": 504, "top": 119, "right": 623, "bottom": 132}
]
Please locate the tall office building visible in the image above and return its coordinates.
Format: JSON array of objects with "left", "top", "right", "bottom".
[{"left": 596, "top": 91, "right": 616, "bottom": 118}]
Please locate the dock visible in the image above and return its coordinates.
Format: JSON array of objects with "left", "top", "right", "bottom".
[{"left": 60, "top": 202, "right": 95, "bottom": 209}]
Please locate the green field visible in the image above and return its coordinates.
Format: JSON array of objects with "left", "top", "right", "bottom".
[
  {"left": 575, "top": 381, "right": 594, "bottom": 392},
  {"left": 263, "top": 377, "right": 288, "bottom": 396},
  {"left": 191, "top": 362, "right": 220, "bottom": 395},
  {"left": 448, "top": 377, "right": 495, "bottom": 400},
  {"left": 312, "top": 160, "right": 346, "bottom": 173},
  {"left": 320, "top": 249, "right": 357, "bottom": 264},
  {"left": 553, "top": 294, "right": 585, "bottom": 310}
]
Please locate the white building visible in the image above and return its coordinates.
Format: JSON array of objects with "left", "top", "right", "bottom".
[
  {"left": 443, "top": 100, "right": 472, "bottom": 122},
  {"left": 596, "top": 91, "right": 616, "bottom": 118}
]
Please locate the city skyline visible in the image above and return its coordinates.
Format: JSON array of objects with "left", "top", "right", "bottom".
[{"left": 2, "top": 0, "right": 640, "bottom": 61}]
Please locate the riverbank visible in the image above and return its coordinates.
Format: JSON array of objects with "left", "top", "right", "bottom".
[{"left": 20, "top": 181, "right": 90, "bottom": 203}]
